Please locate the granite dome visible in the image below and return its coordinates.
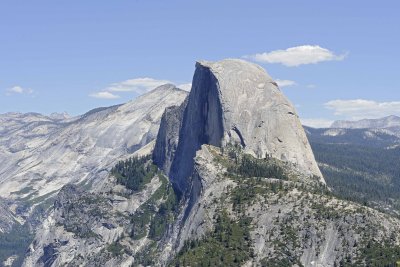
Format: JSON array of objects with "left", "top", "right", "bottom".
[{"left": 154, "top": 59, "right": 324, "bottom": 194}]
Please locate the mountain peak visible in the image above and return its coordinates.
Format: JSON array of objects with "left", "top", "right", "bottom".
[
  {"left": 154, "top": 59, "right": 324, "bottom": 193},
  {"left": 149, "top": 83, "right": 179, "bottom": 92}
]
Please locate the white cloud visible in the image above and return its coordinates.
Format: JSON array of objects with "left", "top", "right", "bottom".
[
  {"left": 90, "top": 77, "right": 192, "bottom": 100},
  {"left": 89, "top": 91, "right": 120, "bottom": 99},
  {"left": 9, "top": 86, "right": 23, "bottom": 93},
  {"left": 306, "top": 84, "right": 317, "bottom": 89},
  {"left": 106, "top": 77, "right": 172, "bottom": 94},
  {"left": 247, "top": 45, "right": 347, "bottom": 67},
  {"left": 178, "top": 83, "right": 192, "bottom": 91},
  {"left": 325, "top": 99, "right": 400, "bottom": 120},
  {"left": 301, "top": 118, "right": 334, "bottom": 128},
  {"left": 6, "top": 86, "right": 34, "bottom": 95},
  {"left": 275, "top": 79, "right": 296, "bottom": 88}
]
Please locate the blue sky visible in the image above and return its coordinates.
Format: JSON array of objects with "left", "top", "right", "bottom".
[{"left": 1, "top": 0, "right": 399, "bottom": 127}]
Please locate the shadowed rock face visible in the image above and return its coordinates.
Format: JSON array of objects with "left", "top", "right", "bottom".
[
  {"left": 152, "top": 98, "right": 188, "bottom": 176},
  {"left": 154, "top": 59, "right": 324, "bottom": 194},
  {"left": 169, "top": 64, "right": 225, "bottom": 193}
]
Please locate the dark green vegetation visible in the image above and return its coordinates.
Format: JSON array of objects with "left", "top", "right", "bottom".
[
  {"left": 308, "top": 134, "right": 400, "bottom": 214},
  {"left": 220, "top": 144, "right": 288, "bottom": 181},
  {"left": 113, "top": 156, "right": 179, "bottom": 242},
  {"left": 130, "top": 174, "right": 178, "bottom": 241},
  {"left": 172, "top": 210, "right": 252, "bottom": 267},
  {"left": 110, "top": 156, "right": 179, "bottom": 265},
  {"left": 353, "top": 239, "right": 400, "bottom": 267},
  {"left": 0, "top": 223, "right": 33, "bottom": 267},
  {"left": 230, "top": 176, "right": 286, "bottom": 213},
  {"left": 148, "top": 184, "right": 177, "bottom": 240},
  {"left": 130, "top": 175, "right": 178, "bottom": 266},
  {"left": 111, "top": 155, "right": 158, "bottom": 192},
  {"left": 234, "top": 154, "right": 287, "bottom": 180},
  {"left": 57, "top": 191, "right": 108, "bottom": 239},
  {"left": 106, "top": 242, "right": 126, "bottom": 257}
]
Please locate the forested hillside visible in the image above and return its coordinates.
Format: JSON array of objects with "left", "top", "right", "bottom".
[{"left": 306, "top": 127, "right": 400, "bottom": 215}]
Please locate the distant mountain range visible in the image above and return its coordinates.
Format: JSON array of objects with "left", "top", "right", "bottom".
[
  {"left": 304, "top": 126, "right": 400, "bottom": 148},
  {"left": 304, "top": 115, "right": 400, "bottom": 148},
  {"left": 331, "top": 115, "right": 400, "bottom": 129}
]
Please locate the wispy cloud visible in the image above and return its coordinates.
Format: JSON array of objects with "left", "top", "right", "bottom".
[
  {"left": 246, "top": 45, "right": 347, "bottom": 67},
  {"left": 89, "top": 91, "right": 120, "bottom": 99},
  {"left": 90, "top": 77, "right": 191, "bottom": 100},
  {"left": 275, "top": 79, "right": 296, "bottom": 88},
  {"left": 106, "top": 78, "right": 172, "bottom": 94},
  {"left": 325, "top": 99, "right": 400, "bottom": 120},
  {"left": 6, "top": 86, "right": 34, "bottom": 96},
  {"left": 301, "top": 118, "right": 334, "bottom": 128}
]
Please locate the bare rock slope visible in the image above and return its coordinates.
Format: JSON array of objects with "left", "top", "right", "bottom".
[{"left": 0, "top": 84, "right": 187, "bottom": 205}]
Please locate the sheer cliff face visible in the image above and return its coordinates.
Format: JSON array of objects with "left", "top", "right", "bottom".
[
  {"left": 152, "top": 98, "right": 188, "bottom": 176},
  {"left": 168, "top": 64, "right": 225, "bottom": 193},
  {"left": 157, "top": 59, "right": 324, "bottom": 193}
]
